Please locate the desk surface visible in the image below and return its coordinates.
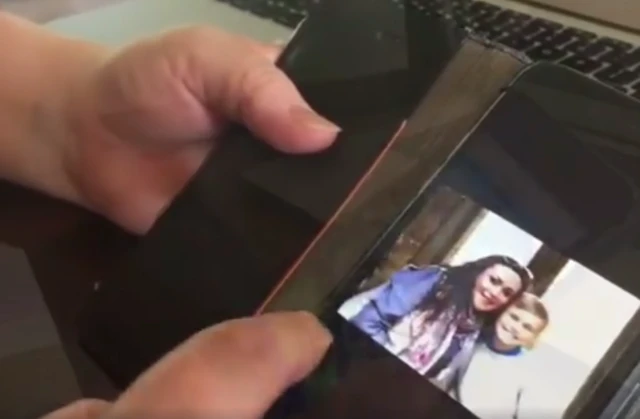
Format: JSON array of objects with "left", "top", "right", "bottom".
[{"left": 0, "top": 0, "right": 290, "bottom": 414}]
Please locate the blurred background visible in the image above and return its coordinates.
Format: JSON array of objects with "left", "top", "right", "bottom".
[{"left": 0, "top": 0, "right": 124, "bottom": 22}]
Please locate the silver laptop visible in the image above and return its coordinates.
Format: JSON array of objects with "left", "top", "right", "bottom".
[
  {"left": 482, "top": 0, "right": 639, "bottom": 45},
  {"left": 210, "top": 0, "right": 640, "bottom": 99},
  {"left": 513, "top": 0, "right": 639, "bottom": 39},
  {"left": 409, "top": 0, "right": 640, "bottom": 98},
  {"left": 37, "top": 0, "right": 640, "bottom": 98}
]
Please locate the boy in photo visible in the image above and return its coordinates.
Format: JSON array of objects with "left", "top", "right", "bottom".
[{"left": 458, "top": 293, "right": 550, "bottom": 419}]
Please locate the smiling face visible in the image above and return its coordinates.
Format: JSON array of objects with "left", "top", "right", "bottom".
[
  {"left": 471, "top": 264, "right": 522, "bottom": 312},
  {"left": 495, "top": 303, "right": 547, "bottom": 349}
]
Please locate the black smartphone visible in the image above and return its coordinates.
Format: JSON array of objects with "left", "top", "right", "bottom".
[
  {"left": 80, "top": 1, "right": 640, "bottom": 417},
  {"left": 79, "top": 0, "right": 466, "bottom": 387},
  {"left": 261, "top": 63, "right": 640, "bottom": 419}
]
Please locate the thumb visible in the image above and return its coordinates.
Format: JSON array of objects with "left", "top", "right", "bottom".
[
  {"left": 104, "top": 312, "right": 332, "bottom": 419},
  {"left": 169, "top": 27, "right": 340, "bottom": 153}
]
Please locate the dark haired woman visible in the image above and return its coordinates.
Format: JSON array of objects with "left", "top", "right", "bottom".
[{"left": 347, "top": 255, "right": 532, "bottom": 393}]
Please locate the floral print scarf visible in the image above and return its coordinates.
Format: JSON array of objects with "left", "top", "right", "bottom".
[{"left": 384, "top": 304, "right": 482, "bottom": 390}]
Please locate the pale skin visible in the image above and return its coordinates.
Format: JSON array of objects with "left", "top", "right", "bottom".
[
  {"left": 471, "top": 264, "right": 522, "bottom": 312},
  {"left": 493, "top": 301, "right": 547, "bottom": 351},
  {"left": 0, "top": 11, "right": 339, "bottom": 419}
]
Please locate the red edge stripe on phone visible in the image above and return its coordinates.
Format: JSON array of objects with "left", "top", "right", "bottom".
[{"left": 256, "top": 120, "right": 408, "bottom": 314}]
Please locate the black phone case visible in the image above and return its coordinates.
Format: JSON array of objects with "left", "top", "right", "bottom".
[{"left": 79, "top": 0, "right": 469, "bottom": 388}]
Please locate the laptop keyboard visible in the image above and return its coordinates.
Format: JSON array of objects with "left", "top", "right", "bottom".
[{"left": 218, "top": 0, "right": 640, "bottom": 100}]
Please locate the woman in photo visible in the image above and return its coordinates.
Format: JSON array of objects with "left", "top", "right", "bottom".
[
  {"left": 347, "top": 255, "right": 533, "bottom": 393},
  {"left": 458, "top": 293, "right": 550, "bottom": 419}
]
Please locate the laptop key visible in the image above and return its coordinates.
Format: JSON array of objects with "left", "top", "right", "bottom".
[
  {"left": 273, "top": 9, "right": 306, "bottom": 27},
  {"left": 579, "top": 41, "right": 611, "bottom": 57},
  {"left": 531, "top": 29, "right": 573, "bottom": 47},
  {"left": 473, "top": 14, "right": 510, "bottom": 33},
  {"left": 600, "top": 49, "right": 629, "bottom": 63},
  {"left": 563, "top": 28, "right": 598, "bottom": 45},
  {"left": 478, "top": 26, "right": 510, "bottom": 40},
  {"left": 519, "top": 21, "right": 546, "bottom": 37},
  {"left": 224, "top": 0, "right": 306, "bottom": 27},
  {"left": 526, "top": 45, "right": 569, "bottom": 62},
  {"left": 535, "top": 18, "right": 562, "bottom": 32},
  {"left": 496, "top": 19, "right": 527, "bottom": 35},
  {"left": 471, "top": 11, "right": 499, "bottom": 26},
  {"left": 470, "top": 1, "right": 500, "bottom": 15},
  {"left": 594, "top": 65, "right": 639, "bottom": 86},
  {"left": 599, "top": 37, "right": 634, "bottom": 52},
  {"left": 613, "top": 49, "right": 640, "bottom": 69},
  {"left": 521, "top": 18, "right": 562, "bottom": 36},
  {"left": 559, "top": 55, "right": 604, "bottom": 74},
  {"left": 500, "top": 10, "right": 532, "bottom": 26},
  {"left": 490, "top": 11, "right": 513, "bottom": 26},
  {"left": 561, "top": 38, "right": 589, "bottom": 53},
  {"left": 498, "top": 34, "right": 537, "bottom": 51},
  {"left": 590, "top": 38, "right": 635, "bottom": 60}
]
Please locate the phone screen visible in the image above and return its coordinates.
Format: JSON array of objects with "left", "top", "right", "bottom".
[
  {"left": 337, "top": 188, "right": 637, "bottom": 419},
  {"left": 270, "top": 67, "right": 640, "bottom": 419}
]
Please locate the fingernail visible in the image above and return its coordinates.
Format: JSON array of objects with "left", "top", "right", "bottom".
[
  {"left": 290, "top": 106, "right": 341, "bottom": 133},
  {"left": 294, "top": 311, "right": 333, "bottom": 348}
]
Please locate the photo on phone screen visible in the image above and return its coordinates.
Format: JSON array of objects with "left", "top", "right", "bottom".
[{"left": 336, "top": 185, "right": 640, "bottom": 419}]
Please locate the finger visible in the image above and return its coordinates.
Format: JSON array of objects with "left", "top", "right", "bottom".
[
  {"left": 169, "top": 27, "right": 340, "bottom": 153},
  {"left": 40, "top": 399, "right": 112, "bottom": 419},
  {"left": 106, "top": 312, "right": 332, "bottom": 419},
  {"left": 255, "top": 41, "right": 284, "bottom": 62}
]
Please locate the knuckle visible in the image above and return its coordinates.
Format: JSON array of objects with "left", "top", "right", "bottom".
[
  {"left": 233, "top": 64, "right": 282, "bottom": 116},
  {"left": 238, "top": 65, "right": 276, "bottom": 96}
]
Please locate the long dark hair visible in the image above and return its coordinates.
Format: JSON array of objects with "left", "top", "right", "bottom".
[{"left": 416, "top": 255, "right": 533, "bottom": 323}]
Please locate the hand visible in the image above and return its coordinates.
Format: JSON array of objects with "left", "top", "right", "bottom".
[
  {"left": 43, "top": 312, "right": 332, "bottom": 419},
  {"left": 63, "top": 26, "right": 340, "bottom": 234}
]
